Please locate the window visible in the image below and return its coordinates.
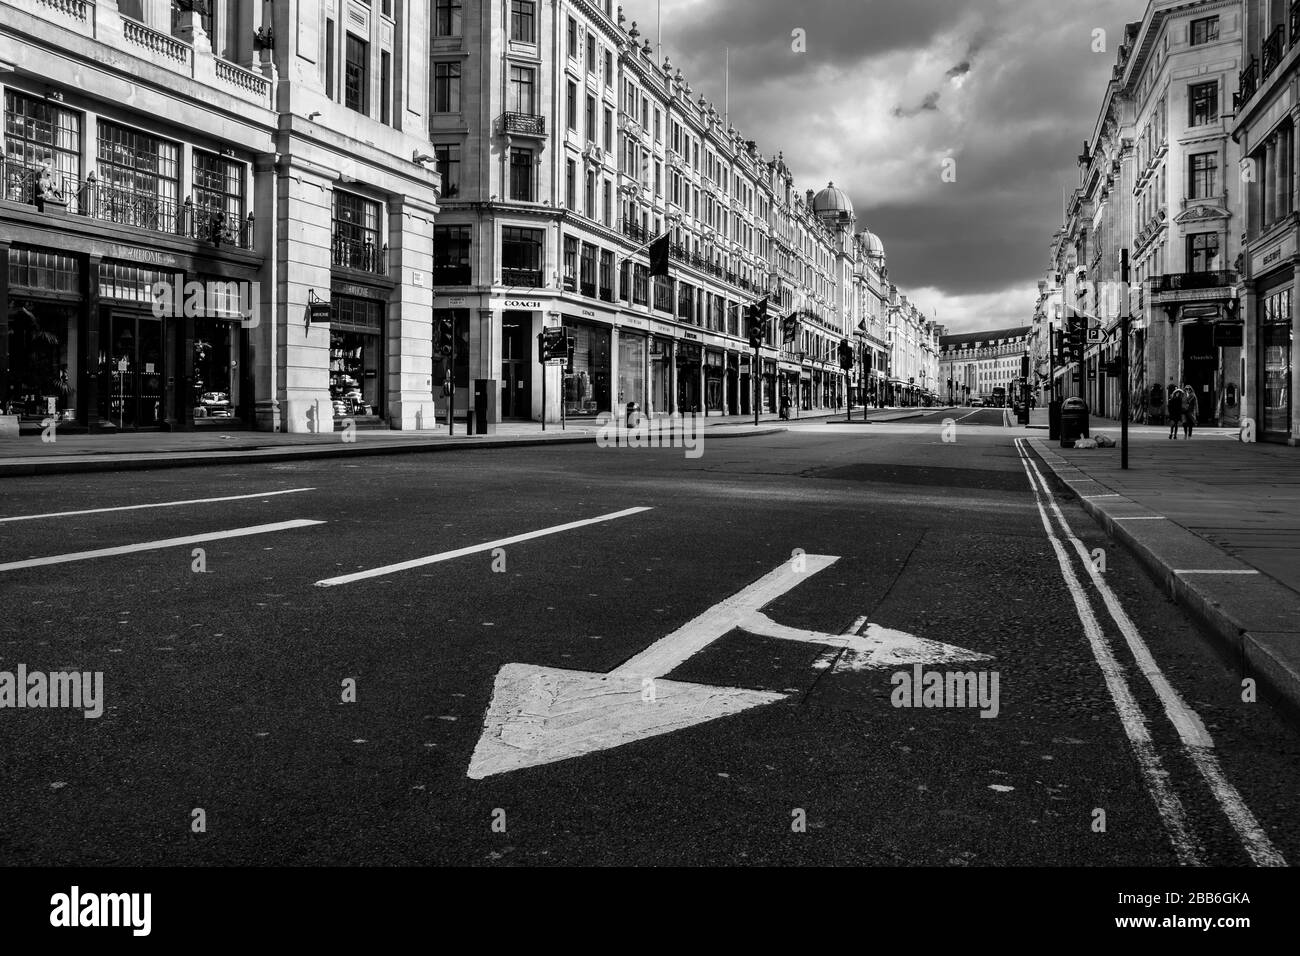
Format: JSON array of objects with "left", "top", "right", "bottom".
[
  {"left": 434, "top": 144, "right": 461, "bottom": 198},
  {"left": 192, "top": 150, "right": 245, "bottom": 244},
  {"left": 586, "top": 95, "right": 596, "bottom": 142},
  {"left": 567, "top": 16, "right": 578, "bottom": 59},
  {"left": 508, "top": 66, "right": 535, "bottom": 114},
  {"left": 654, "top": 161, "right": 662, "bottom": 197},
  {"left": 332, "top": 190, "right": 383, "bottom": 273},
  {"left": 580, "top": 242, "right": 597, "bottom": 296},
  {"left": 95, "top": 120, "right": 180, "bottom": 232},
  {"left": 1188, "top": 233, "right": 1220, "bottom": 272},
  {"left": 567, "top": 81, "right": 577, "bottom": 131},
  {"left": 1189, "top": 81, "right": 1217, "bottom": 126},
  {"left": 325, "top": 19, "right": 335, "bottom": 98},
  {"left": 587, "top": 34, "right": 596, "bottom": 71},
  {"left": 1189, "top": 152, "right": 1218, "bottom": 199},
  {"left": 599, "top": 250, "right": 614, "bottom": 301},
  {"left": 604, "top": 50, "right": 613, "bottom": 87},
  {"left": 603, "top": 108, "right": 613, "bottom": 152},
  {"left": 563, "top": 235, "right": 578, "bottom": 289},
  {"left": 632, "top": 264, "right": 648, "bottom": 305},
  {"left": 654, "top": 109, "right": 661, "bottom": 142},
  {"left": 1190, "top": 16, "right": 1219, "bottom": 45},
  {"left": 602, "top": 180, "right": 611, "bottom": 227},
  {"left": 433, "top": 225, "right": 471, "bottom": 284},
  {"left": 585, "top": 170, "right": 596, "bottom": 219},
  {"left": 502, "top": 227, "right": 543, "bottom": 286},
  {"left": 566, "top": 158, "right": 576, "bottom": 209},
  {"left": 510, "top": 1, "right": 536, "bottom": 43},
  {"left": 345, "top": 34, "right": 369, "bottom": 115},
  {"left": 509, "top": 148, "right": 533, "bottom": 201},
  {"left": 433, "top": 62, "right": 461, "bottom": 112},
  {"left": 3, "top": 90, "right": 81, "bottom": 205},
  {"left": 435, "top": 0, "right": 462, "bottom": 37},
  {"left": 380, "top": 51, "right": 391, "bottom": 125}
]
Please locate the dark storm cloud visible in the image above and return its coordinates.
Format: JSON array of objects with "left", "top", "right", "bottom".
[{"left": 645, "top": 0, "right": 1139, "bottom": 302}]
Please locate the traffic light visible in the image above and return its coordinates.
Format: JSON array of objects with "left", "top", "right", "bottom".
[
  {"left": 1020, "top": 354, "right": 1030, "bottom": 379},
  {"left": 838, "top": 339, "right": 855, "bottom": 370},
  {"left": 539, "top": 327, "right": 567, "bottom": 362},
  {"left": 746, "top": 297, "right": 768, "bottom": 349},
  {"left": 437, "top": 317, "right": 454, "bottom": 357}
]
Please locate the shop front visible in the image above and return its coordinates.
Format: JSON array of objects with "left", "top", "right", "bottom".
[
  {"left": 329, "top": 282, "right": 388, "bottom": 423},
  {"left": 1258, "top": 283, "right": 1293, "bottom": 441},
  {"left": 649, "top": 336, "right": 672, "bottom": 417},
  {"left": 726, "top": 353, "right": 739, "bottom": 415},
  {"left": 563, "top": 319, "right": 611, "bottom": 418},
  {"left": 762, "top": 359, "right": 777, "bottom": 412},
  {"left": 739, "top": 354, "right": 752, "bottom": 417},
  {"left": 704, "top": 349, "right": 725, "bottom": 414},
  {"left": 617, "top": 329, "right": 647, "bottom": 419},
  {"left": 501, "top": 311, "right": 532, "bottom": 420},
  {"left": 676, "top": 340, "right": 702, "bottom": 413}
]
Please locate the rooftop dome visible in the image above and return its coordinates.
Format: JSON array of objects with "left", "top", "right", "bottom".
[
  {"left": 811, "top": 182, "right": 854, "bottom": 218},
  {"left": 859, "top": 230, "right": 885, "bottom": 261}
]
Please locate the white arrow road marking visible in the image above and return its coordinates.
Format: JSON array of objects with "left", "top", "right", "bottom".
[
  {"left": 315, "top": 507, "right": 652, "bottom": 587},
  {"left": 467, "top": 555, "right": 995, "bottom": 779},
  {"left": 0, "top": 520, "right": 325, "bottom": 573},
  {"left": 468, "top": 556, "right": 840, "bottom": 779}
]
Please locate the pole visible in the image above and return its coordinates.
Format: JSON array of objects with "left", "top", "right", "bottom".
[
  {"left": 753, "top": 345, "right": 760, "bottom": 427},
  {"left": 541, "top": 343, "right": 547, "bottom": 434},
  {"left": 1120, "top": 248, "right": 1130, "bottom": 470},
  {"left": 448, "top": 320, "right": 455, "bottom": 436}
]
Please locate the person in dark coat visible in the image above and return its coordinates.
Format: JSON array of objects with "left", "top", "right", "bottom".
[
  {"left": 1167, "top": 384, "right": 1183, "bottom": 440},
  {"left": 1182, "top": 384, "right": 1199, "bottom": 439}
]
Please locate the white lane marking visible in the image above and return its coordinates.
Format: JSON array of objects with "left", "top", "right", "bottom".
[
  {"left": 610, "top": 555, "right": 840, "bottom": 678},
  {"left": 1020, "top": 441, "right": 1286, "bottom": 867},
  {"left": 1174, "top": 570, "right": 1261, "bottom": 576},
  {"left": 0, "top": 520, "right": 325, "bottom": 572},
  {"left": 0, "top": 488, "right": 316, "bottom": 524},
  {"left": 740, "top": 611, "right": 991, "bottom": 673},
  {"left": 1013, "top": 440, "right": 1202, "bottom": 865},
  {"left": 316, "top": 507, "right": 653, "bottom": 587}
]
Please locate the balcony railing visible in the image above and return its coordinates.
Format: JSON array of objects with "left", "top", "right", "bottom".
[
  {"left": 501, "top": 267, "right": 542, "bottom": 288},
  {"left": 619, "top": 218, "right": 648, "bottom": 243},
  {"left": 1235, "top": 57, "right": 1259, "bottom": 111},
  {"left": 502, "top": 112, "right": 546, "bottom": 136},
  {"left": 432, "top": 264, "right": 471, "bottom": 286},
  {"left": 3, "top": 159, "right": 254, "bottom": 249},
  {"left": 1293, "top": 0, "right": 1300, "bottom": 45},
  {"left": 1152, "top": 270, "right": 1236, "bottom": 293},
  {"left": 331, "top": 233, "right": 387, "bottom": 275},
  {"left": 1263, "top": 25, "right": 1286, "bottom": 76},
  {"left": 580, "top": 280, "right": 596, "bottom": 297},
  {"left": 599, "top": 285, "right": 614, "bottom": 303},
  {"left": 121, "top": 16, "right": 192, "bottom": 69}
]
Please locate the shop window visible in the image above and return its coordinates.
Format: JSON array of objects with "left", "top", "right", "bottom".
[
  {"left": 1262, "top": 288, "right": 1292, "bottom": 435},
  {"left": 563, "top": 323, "right": 610, "bottom": 417},
  {"left": 433, "top": 224, "right": 471, "bottom": 285},
  {"left": 332, "top": 190, "right": 384, "bottom": 274},
  {"left": 330, "top": 296, "right": 385, "bottom": 417},
  {"left": 502, "top": 226, "right": 543, "bottom": 287},
  {"left": 3, "top": 90, "right": 82, "bottom": 206},
  {"left": 95, "top": 120, "right": 180, "bottom": 233},
  {"left": 192, "top": 149, "right": 247, "bottom": 246}
]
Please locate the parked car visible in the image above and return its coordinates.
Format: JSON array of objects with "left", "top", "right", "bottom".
[{"left": 969, "top": 397, "right": 985, "bottom": 407}]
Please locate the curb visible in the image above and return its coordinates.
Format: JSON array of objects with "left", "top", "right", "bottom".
[
  {"left": 0, "top": 426, "right": 789, "bottom": 477},
  {"left": 1025, "top": 438, "right": 1300, "bottom": 719}
]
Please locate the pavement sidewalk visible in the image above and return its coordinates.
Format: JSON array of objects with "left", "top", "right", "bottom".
[
  {"left": 0, "top": 406, "right": 930, "bottom": 476},
  {"left": 1025, "top": 427, "right": 1300, "bottom": 717}
]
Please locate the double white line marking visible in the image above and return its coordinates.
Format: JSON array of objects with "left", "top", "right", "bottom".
[{"left": 1015, "top": 438, "right": 1284, "bottom": 867}]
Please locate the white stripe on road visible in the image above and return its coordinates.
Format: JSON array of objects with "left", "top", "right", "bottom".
[
  {"left": 0, "top": 519, "right": 325, "bottom": 572},
  {"left": 315, "top": 507, "right": 654, "bottom": 588},
  {"left": 0, "top": 488, "right": 316, "bottom": 524},
  {"left": 609, "top": 555, "right": 841, "bottom": 678},
  {"left": 1174, "top": 570, "right": 1261, "bottom": 576},
  {"left": 1013, "top": 440, "right": 1202, "bottom": 865},
  {"left": 1019, "top": 440, "right": 1286, "bottom": 867}
]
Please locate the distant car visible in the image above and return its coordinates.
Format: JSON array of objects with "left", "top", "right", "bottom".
[{"left": 969, "top": 397, "right": 985, "bottom": 407}]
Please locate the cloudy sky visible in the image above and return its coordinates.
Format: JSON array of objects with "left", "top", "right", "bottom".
[{"left": 645, "top": 0, "right": 1141, "bottom": 333}]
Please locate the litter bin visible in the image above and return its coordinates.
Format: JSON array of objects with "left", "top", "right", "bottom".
[
  {"left": 473, "top": 379, "right": 497, "bottom": 436},
  {"left": 1060, "top": 397, "right": 1090, "bottom": 448},
  {"left": 1048, "top": 399, "right": 1062, "bottom": 441}
]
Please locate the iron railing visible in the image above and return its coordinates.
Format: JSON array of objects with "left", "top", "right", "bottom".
[
  {"left": 331, "top": 233, "right": 387, "bottom": 275},
  {"left": 1263, "top": 25, "right": 1286, "bottom": 76},
  {"left": 432, "top": 265, "right": 471, "bottom": 286},
  {"left": 501, "top": 267, "right": 542, "bottom": 288},
  {"left": 1152, "top": 270, "right": 1236, "bottom": 293},
  {"left": 502, "top": 112, "right": 546, "bottom": 136},
  {"left": 1235, "top": 57, "right": 1259, "bottom": 111}
]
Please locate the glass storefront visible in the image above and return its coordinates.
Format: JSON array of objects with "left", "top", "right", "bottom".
[
  {"left": 330, "top": 295, "right": 384, "bottom": 419},
  {"left": 704, "top": 349, "right": 724, "bottom": 412},
  {"left": 1261, "top": 288, "right": 1292, "bottom": 437},
  {"left": 650, "top": 337, "right": 671, "bottom": 416},
  {"left": 617, "top": 332, "right": 645, "bottom": 416},
  {"left": 676, "top": 341, "right": 701, "bottom": 413},
  {"left": 563, "top": 321, "right": 610, "bottom": 417},
  {"left": 5, "top": 246, "right": 80, "bottom": 421}
]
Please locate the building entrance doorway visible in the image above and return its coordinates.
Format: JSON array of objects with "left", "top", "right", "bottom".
[
  {"left": 501, "top": 314, "right": 531, "bottom": 419},
  {"left": 98, "top": 311, "right": 164, "bottom": 429}
]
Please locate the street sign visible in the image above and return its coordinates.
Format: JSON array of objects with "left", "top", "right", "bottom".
[
  {"left": 467, "top": 556, "right": 990, "bottom": 779},
  {"left": 307, "top": 301, "right": 332, "bottom": 324},
  {"left": 1086, "top": 327, "right": 1104, "bottom": 342}
]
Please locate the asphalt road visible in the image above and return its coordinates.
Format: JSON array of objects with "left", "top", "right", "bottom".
[{"left": 1, "top": 415, "right": 1296, "bottom": 866}]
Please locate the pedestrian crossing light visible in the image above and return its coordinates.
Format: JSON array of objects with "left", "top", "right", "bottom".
[
  {"left": 437, "top": 317, "right": 454, "bottom": 357},
  {"left": 746, "top": 296, "right": 768, "bottom": 349}
]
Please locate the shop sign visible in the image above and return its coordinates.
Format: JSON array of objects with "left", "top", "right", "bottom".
[
  {"left": 682, "top": 331, "right": 701, "bottom": 341},
  {"left": 1214, "top": 323, "right": 1244, "bottom": 347},
  {"left": 620, "top": 316, "right": 649, "bottom": 331},
  {"left": 331, "top": 280, "right": 385, "bottom": 299},
  {"left": 99, "top": 242, "right": 179, "bottom": 268},
  {"left": 650, "top": 321, "right": 677, "bottom": 337},
  {"left": 447, "top": 296, "right": 467, "bottom": 307},
  {"left": 1253, "top": 234, "right": 1295, "bottom": 275}
]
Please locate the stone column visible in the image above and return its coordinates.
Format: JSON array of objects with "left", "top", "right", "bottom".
[{"left": 384, "top": 196, "right": 437, "bottom": 429}]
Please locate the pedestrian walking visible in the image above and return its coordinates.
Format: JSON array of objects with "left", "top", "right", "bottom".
[
  {"left": 1182, "top": 384, "right": 1199, "bottom": 439},
  {"left": 1167, "top": 383, "right": 1183, "bottom": 440}
]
